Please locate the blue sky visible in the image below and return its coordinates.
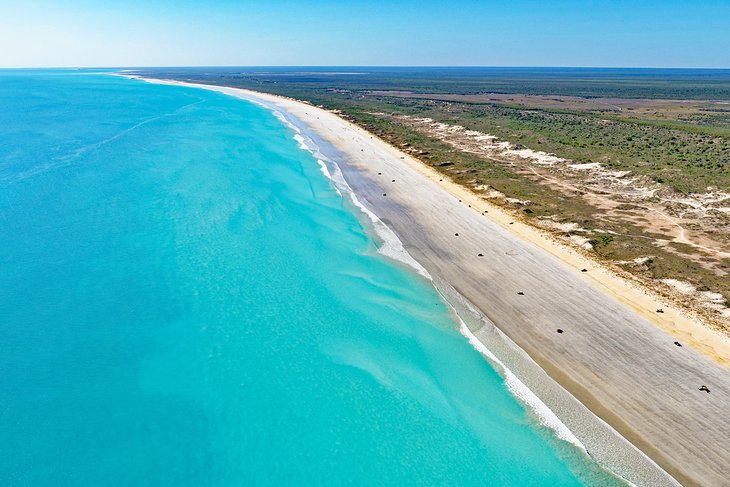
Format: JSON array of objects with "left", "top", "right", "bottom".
[{"left": 1, "top": 0, "right": 728, "bottom": 68}]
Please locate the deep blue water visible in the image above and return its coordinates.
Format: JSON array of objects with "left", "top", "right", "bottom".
[{"left": 0, "top": 70, "right": 621, "bottom": 485}]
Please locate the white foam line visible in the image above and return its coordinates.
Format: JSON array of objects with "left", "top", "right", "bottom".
[
  {"left": 458, "top": 320, "right": 585, "bottom": 449},
  {"left": 327, "top": 161, "right": 432, "bottom": 279},
  {"left": 228, "top": 88, "right": 433, "bottom": 279},
  {"left": 225, "top": 80, "right": 430, "bottom": 279},
  {"left": 315, "top": 159, "right": 340, "bottom": 194},
  {"left": 287, "top": 123, "right": 431, "bottom": 279}
]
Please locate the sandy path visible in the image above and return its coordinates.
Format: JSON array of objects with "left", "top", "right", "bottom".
[
  {"left": 137, "top": 78, "right": 730, "bottom": 487},
  {"left": 525, "top": 166, "right": 730, "bottom": 259}
]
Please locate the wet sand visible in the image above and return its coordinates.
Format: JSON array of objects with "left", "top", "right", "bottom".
[{"left": 137, "top": 78, "right": 730, "bottom": 487}]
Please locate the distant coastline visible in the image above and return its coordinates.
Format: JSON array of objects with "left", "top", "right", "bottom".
[{"left": 127, "top": 75, "right": 729, "bottom": 486}]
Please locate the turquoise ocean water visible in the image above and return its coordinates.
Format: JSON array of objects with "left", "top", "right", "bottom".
[{"left": 0, "top": 71, "right": 623, "bottom": 485}]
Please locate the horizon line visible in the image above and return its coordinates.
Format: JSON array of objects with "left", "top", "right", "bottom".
[{"left": 2, "top": 65, "right": 730, "bottom": 71}]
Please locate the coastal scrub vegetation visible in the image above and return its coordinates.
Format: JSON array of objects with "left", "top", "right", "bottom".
[{"left": 143, "top": 67, "right": 730, "bottom": 329}]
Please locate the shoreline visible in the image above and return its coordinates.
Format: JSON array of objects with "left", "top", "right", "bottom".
[{"left": 129, "top": 76, "right": 730, "bottom": 486}]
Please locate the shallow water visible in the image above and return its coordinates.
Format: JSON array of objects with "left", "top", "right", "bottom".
[{"left": 1, "top": 70, "right": 624, "bottom": 485}]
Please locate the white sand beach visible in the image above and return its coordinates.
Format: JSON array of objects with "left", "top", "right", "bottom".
[{"left": 135, "top": 77, "right": 730, "bottom": 487}]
